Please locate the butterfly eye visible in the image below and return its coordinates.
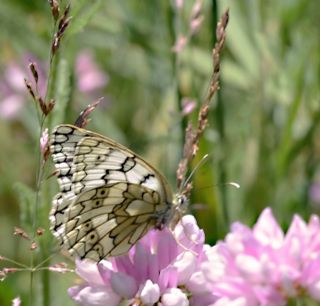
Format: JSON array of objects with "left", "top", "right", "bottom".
[
  {"left": 177, "top": 194, "right": 188, "bottom": 212},
  {"left": 176, "top": 195, "right": 184, "bottom": 205}
]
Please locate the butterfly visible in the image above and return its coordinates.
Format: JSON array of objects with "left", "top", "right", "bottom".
[{"left": 50, "top": 124, "right": 187, "bottom": 261}]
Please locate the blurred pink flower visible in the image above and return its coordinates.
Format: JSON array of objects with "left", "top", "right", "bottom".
[
  {"left": 172, "top": 0, "right": 204, "bottom": 53},
  {"left": 40, "top": 128, "right": 49, "bottom": 153},
  {"left": 201, "top": 208, "right": 320, "bottom": 306},
  {"left": 190, "top": 16, "right": 204, "bottom": 35},
  {"left": 4, "top": 63, "right": 26, "bottom": 92},
  {"left": 68, "top": 215, "right": 217, "bottom": 306},
  {"left": 12, "top": 297, "right": 21, "bottom": 306},
  {"left": 0, "top": 51, "right": 107, "bottom": 121},
  {"left": 0, "top": 57, "right": 47, "bottom": 120},
  {"left": 191, "top": 0, "right": 202, "bottom": 17},
  {"left": 309, "top": 182, "right": 320, "bottom": 204},
  {"left": 190, "top": 0, "right": 203, "bottom": 34},
  {"left": 0, "top": 95, "right": 24, "bottom": 119},
  {"left": 172, "top": 35, "right": 188, "bottom": 54},
  {"left": 0, "top": 63, "right": 27, "bottom": 119},
  {"left": 182, "top": 98, "right": 197, "bottom": 116},
  {"left": 175, "top": 0, "right": 184, "bottom": 9},
  {"left": 76, "top": 51, "right": 108, "bottom": 93}
]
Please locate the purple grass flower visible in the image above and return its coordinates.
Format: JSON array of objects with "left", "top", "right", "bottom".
[
  {"left": 201, "top": 208, "right": 320, "bottom": 306},
  {"left": 68, "top": 215, "right": 217, "bottom": 306}
]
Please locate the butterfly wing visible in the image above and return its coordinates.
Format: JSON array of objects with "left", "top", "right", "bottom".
[
  {"left": 50, "top": 124, "right": 173, "bottom": 259},
  {"left": 62, "top": 183, "right": 161, "bottom": 260},
  {"left": 50, "top": 125, "right": 96, "bottom": 242},
  {"left": 71, "top": 136, "right": 171, "bottom": 202}
]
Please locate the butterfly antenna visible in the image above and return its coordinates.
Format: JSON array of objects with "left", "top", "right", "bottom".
[
  {"left": 181, "top": 154, "right": 209, "bottom": 192},
  {"left": 194, "top": 181, "right": 241, "bottom": 192},
  {"left": 225, "top": 182, "right": 240, "bottom": 189}
]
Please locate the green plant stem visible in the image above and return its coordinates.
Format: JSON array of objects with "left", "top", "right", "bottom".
[
  {"left": 211, "top": 0, "right": 229, "bottom": 228},
  {"left": 32, "top": 117, "right": 46, "bottom": 236},
  {"left": 29, "top": 270, "right": 34, "bottom": 306},
  {"left": 42, "top": 268, "right": 50, "bottom": 306},
  {"left": 167, "top": 3, "right": 186, "bottom": 161},
  {"left": 29, "top": 114, "right": 45, "bottom": 306},
  {"left": 38, "top": 17, "right": 65, "bottom": 306},
  {"left": 46, "top": 54, "right": 60, "bottom": 131},
  {"left": 29, "top": 17, "right": 61, "bottom": 306}
]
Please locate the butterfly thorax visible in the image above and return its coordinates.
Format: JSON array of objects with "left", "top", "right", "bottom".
[{"left": 154, "top": 193, "right": 188, "bottom": 230}]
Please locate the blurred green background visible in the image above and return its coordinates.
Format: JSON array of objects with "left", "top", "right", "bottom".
[{"left": 0, "top": 0, "right": 320, "bottom": 305}]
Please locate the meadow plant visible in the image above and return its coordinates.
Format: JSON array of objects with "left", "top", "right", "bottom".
[
  {"left": 69, "top": 209, "right": 320, "bottom": 305},
  {"left": 1, "top": 1, "right": 320, "bottom": 306},
  {"left": 0, "top": 2, "right": 73, "bottom": 305}
]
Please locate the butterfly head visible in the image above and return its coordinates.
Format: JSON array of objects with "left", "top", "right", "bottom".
[
  {"left": 173, "top": 193, "right": 188, "bottom": 214},
  {"left": 164, "top": 193, "right": 189, "bottom": 229}
]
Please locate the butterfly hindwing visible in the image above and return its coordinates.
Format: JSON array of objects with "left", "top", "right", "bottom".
[{"left": 62, "top": 183, "right": 159, "bottom": 260}]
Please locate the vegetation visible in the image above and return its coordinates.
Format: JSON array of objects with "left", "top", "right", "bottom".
[{"left": 0, "top": 0, "right": 319, "bottom": 304}]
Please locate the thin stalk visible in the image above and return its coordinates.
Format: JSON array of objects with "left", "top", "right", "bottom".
[
  {"left": 29, "top": 115, "right": 45, "bottom": 306},
  {"left": 29, "top": 271, "right": 34, "bottom": 306},
  {"left": 39, "top": 15, "right": 64, "bottom": 306},
  {"left": 32, "top": 116, "right": 46, "bottom": 237},
  {"left": 39, "top": 11, "right": 65, "bottom": 305},
  {"left": 1, "top": 256, "right": 29, "bottom": 269},
  {"left": 42, "top": 268, "right": 50, "bottom": 306},
  {"left": 34, "top": 254, "right": 56, "bottom": 270},
  {"left": 210, "top": 0, "right": 229, "bottom": 228},
  {"left": 167, "top": 2, "right": 186, "bottom": 154},
  {"left": 29, "top": 14, "right": 60, "bottom": 306}
]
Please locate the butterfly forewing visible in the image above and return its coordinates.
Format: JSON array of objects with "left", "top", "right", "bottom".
[
  {"left": 71, "top": 136, "right": 170, "bottom": 203},
  {"left": 62, "top": 183, "right": 159, "bottom": 260},
  {"left": 50, "top": 124, "right": 174, "bottom": 260}
]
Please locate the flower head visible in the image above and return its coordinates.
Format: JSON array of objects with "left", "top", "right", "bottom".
[
  {"left": 69, "top": 215, "right": 216, "bottom": 305},
  {"left": 201, "top": 208, "right": 320, "bottom": 306}
]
